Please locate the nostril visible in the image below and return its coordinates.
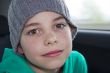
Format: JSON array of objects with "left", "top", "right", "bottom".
[
  {"left": 44, "top": 38, "right": 58, "bottom": 46},
  {"left": 47, "top": 40, "right": 57, "bottom": 45}
]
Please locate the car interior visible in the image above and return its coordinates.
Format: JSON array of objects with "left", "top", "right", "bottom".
[{"left": 0, "top": 0, "right": 110, "bottom": 73}]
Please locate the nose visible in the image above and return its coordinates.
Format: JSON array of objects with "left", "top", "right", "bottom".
[{"left": 44, "top": 31, "right": 57, "bottom": 46}]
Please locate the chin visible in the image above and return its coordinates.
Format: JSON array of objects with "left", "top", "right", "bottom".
[{"left": 45, "top": 60, "right": 65, "bottom": 70}]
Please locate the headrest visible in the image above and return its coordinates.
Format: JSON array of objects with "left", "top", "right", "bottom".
[{"left": 0, "top": 15, "right": 9, "bottom": 36}]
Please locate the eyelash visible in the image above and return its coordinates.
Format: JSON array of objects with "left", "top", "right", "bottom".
[
  {"left": 55, "top": 23, "right": 67, "bottom": 29},
  {"left": 26, "top": 28, "right": 41, "bottom": 36}
]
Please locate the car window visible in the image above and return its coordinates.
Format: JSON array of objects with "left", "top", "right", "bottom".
[{"left": 65, "top": 0, "right": 110, "bottom": 30}]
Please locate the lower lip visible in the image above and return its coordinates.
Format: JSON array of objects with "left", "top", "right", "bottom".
[{"left": 43, "top": 50, "right": 63, "bottom": 57}]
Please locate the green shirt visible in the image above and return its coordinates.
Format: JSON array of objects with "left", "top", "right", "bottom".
[{"left": 0, "top": 48, "right": 87, "bottom": 73}]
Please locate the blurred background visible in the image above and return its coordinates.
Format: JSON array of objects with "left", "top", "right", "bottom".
[{"left": 65, "top": 0, "right": 110, "bottom": 30}]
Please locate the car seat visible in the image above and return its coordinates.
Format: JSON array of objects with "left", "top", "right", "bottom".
[{"left": 0, "top": 15, "right": 12, "bottom": 62}]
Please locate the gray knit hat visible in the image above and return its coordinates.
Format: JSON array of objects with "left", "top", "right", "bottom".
[{"left": 8, "top": 0, "right": 77, "bottom": 51}]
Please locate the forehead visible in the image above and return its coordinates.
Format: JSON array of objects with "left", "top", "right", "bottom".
[{"left": 25, "top": 11, "right": 66, "bottom": 26}]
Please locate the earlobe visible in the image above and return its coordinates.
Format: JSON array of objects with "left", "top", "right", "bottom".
[{"left": 17, "top": 46, "right": 24, "bottom": 54}]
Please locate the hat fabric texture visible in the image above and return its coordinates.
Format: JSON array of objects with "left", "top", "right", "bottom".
[{"left": 8, "top": 0, "right": 77, "bottom": 51}]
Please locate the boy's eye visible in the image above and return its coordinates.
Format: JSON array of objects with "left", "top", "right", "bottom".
[
  {"left": 27, "top": 29, "right": 40, "bottom": 36},
  {"left": 55, "top": 23, "right": 66, "bottom": 29}
]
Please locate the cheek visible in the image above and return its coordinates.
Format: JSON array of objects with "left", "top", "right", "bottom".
[
  {"left": 57, "top": 28, "right": 72, "bottom": 51},
  {"left": 57, "top": 28, "right": 72, "bottom": 44},
  {"left": 20, "top": 37, "right": 44, "bottom": 65},
  {"left": 20, "top": 36, "right": 44, "bottom": 57}
]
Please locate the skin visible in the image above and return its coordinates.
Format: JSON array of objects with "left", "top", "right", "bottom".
[{"left": 18, "top": 11, "right": 74, "bottom": 73}]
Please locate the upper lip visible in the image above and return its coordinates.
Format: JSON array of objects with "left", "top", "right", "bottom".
[{"left": 42, "top": 50, "right": 63, "bottom": 56}]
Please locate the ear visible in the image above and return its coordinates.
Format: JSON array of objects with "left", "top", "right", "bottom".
[{"left": 17, "top": 46, "right": 24, "bottom": 54}]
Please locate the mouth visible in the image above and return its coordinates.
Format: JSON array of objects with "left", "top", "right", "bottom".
[{"left": 42, "top": 50, "right": 64, "bottom": 57}]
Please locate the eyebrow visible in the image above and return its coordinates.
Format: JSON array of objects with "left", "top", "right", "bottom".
[
  {"left": 25, "top": 23, "right": 40, "bottom": 29},
  {"left": 25, "top": 16, "right": 65, "bottom": 28},
  {"left": 53, "top": 16, "right": 65, "bottom": 22}
]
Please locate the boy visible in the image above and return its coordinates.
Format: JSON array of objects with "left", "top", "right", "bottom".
[{"left": 0, "top": 0, "right": 87, "bottom": 73}]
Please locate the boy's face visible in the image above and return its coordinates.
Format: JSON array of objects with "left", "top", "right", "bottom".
[{"left": 19, "top": 12, "right": 73, "bottom": 71}]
